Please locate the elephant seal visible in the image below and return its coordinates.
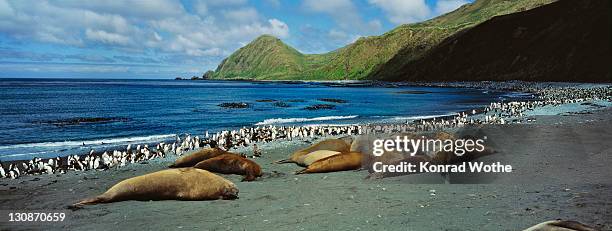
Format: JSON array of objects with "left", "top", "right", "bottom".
[
  {"left": 194, "top": 154, "right": 263, "bottom": 181},
  {"left": 352, "top": 133, "right": 421, "bottom": 169},
  {"left": 338, "top": 136, "right": 354, "bottom": 147},
  {"left": 427, "top": 133, "right": 494, "bottom": 164},
  {"left": 431, "top": 146, "right": 495, "bottom": 164},
  {"left": 350, "top": 134, "right": 373, "bottom": 154},
  {"left": 433, "top": 131, "right": 455, "bottom": 140},
  {"left": 297, "top": 150, "right": 341, "bottom": 167},
  {"left": 296, "top": 152, "right": 362, "bottom": 174},
  {"left": 169, "top": 147, "right": 227, "bottom": 168},
  {"left": 366, "top": 154, "right": 433, "bottom": 179},
  {"left": 73, "top": 168, "right": 238, "bottom": 206},
  {"left": 275, "top": 138, "right": 350, "bottom": 165},
  {"left": 523, "top": 220, "right": 597, "bottom": 231}
]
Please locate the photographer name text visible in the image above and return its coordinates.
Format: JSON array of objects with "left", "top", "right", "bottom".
[{"left": 372, "top": 161, "right": 512, "bottom": 173}]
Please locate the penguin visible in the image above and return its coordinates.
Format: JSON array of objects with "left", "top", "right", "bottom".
[
  {"left": 8, "top": 164, "right": 20, "bottom": 179},
  {"left": 42, "top": 163, "right": 53, "bottom": 174},
  {"left": 0, "top": 161, "right": 6, "bottom": 178},
  {"left": 101, "top": 151, "right": 111, "bottom": 169},
  {"left": 22, "top": 162, "right": 32, "bottom": 174},
  {"left": 74, "top": 155, "right": 84, "bottom": 171},
  {"left": 93, "top": 156, "right": 100, "bottom": 169}
]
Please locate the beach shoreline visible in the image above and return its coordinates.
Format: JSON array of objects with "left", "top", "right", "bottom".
[
  {"left": 1, "top": 107, "right": 611, "bottom": 230},
  {"left": 0, "top": 82, "right": 612, "bottom": 230},
  {"left": 1, "top": 82, "right": 610, "bottom": 176},
  {"left": 1, "top": 84, "right": 611, "bottom": 229}
]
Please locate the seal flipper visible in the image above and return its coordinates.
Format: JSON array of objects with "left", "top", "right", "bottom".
[
  {"left": 294, "top": 169, "right": 308, "bottom": 175},
  {"left": 241, "top": 175, "right": 256, "bottom": 182},
  {"left": 242, "top": 168, "right": 259, "bottom": 181},
  {"left": 273, "top": 159, "right": 293, "bottom": 164},
  {"left": 241, "top": 169, "right": 255, "bottom": 181},
  {"left": 548, "top": 220, "right": 597, "bottom": 231},
  {"left": 73, "top": 195, "right": 108, "bottom": 206}
]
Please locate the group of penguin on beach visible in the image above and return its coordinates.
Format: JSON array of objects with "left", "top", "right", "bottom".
[{"left": 0, "top": 125, "right": 366, "bottom": 179}]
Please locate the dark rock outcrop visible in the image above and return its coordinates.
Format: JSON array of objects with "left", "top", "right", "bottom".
[
  {"left": 302, "top": 104, "right": 336, "bottom": 110},
  {"left": 218, "top": 102, "right": 250, "bottom": 109},
  {"left": 318, "top": 98, "right": 348, "bottom": 103}
]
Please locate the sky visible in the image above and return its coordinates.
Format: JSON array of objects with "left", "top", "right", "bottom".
[{"left": 0, "top": 0, "right": 471, "bottom": 79}]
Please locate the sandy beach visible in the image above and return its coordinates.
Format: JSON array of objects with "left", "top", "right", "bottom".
[{"left": 1, "top": 104, "right": 611, "bottom": 230}]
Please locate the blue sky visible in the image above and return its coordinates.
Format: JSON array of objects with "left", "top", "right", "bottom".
[{"left": 0, "top": 0, "right": 471, "bottom": 79}]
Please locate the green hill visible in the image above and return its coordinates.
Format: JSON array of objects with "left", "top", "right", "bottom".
[
  {"left": 207, "top": 0, "right": 555, "bottom": 80},
  {"left": 208, "top": 35, "right": 305, "bottom": 79}
]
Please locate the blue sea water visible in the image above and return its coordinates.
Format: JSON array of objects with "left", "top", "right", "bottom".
[{"left": 0, "top": 79, "right": 526, "bottom": 161}]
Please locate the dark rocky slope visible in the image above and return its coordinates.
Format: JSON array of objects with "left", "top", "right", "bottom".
[{"left": 373, "top": 0, "right": 611, "bottom": 82}]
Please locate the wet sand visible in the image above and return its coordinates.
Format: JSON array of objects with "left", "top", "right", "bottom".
[{"left": 1, "top": 108, "right": 611, "bottom": 230}]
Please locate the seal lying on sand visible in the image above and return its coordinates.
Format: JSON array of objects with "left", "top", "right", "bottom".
[
  {"left": 431, "top": 145, "right": 495, "bottom": 165},
  {"left": 73, "top": 168, "right": 238, "bottom": 206},
  {"left": 275, "top": 139, "right": 350, "bottom": 165},
  {"left": 366, "top": 154, "right": 433, "bottom": 179},
  {"left": 298, "top": 150, "right": 341, "bottom": 166},
  {"left": 522, "top": 220, "right": 597, "bottom": 231},
  {"left": 194, "top": 154, "right": 263, "bottom": 181},
  {"left": 296, "top": 152, "right": 362, "bottom": 174},
  {"left": 169, "top": 147, "right": 228, "bottom": 168}
]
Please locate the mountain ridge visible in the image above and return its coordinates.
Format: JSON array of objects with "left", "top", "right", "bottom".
[{"left": 206, "top": 0, "right": 555, "bottom": 80}]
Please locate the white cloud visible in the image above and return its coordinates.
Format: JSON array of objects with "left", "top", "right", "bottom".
[
  {"left": 54, "top": 0, "right": 185, "bottom": 19},
  {"left": 435, "top": 0, "right": 469, "bottom": 15},
  {"left": 328, "top": 29, "right": 348, "bottom": 41},
  {"left": 205, "top": 0, "right": 247, "bottom": 6},
  {"left": 85, "top": 29, "right": 131, "bottom": 45},
  {"left": 223, "top": 7, "right": 260, "bottom": 23},
  {"left": 193, "top": 0, "right": 208, "bottom": 16},
  {"left": 367, "top": 19, "right": 383, "bottom": 32},
  {"left": 369, "top": 0, "right": 431, "bottom": 24},
  {"left": 267, "top": 19, "right": 290, "bottom": 38},
  {"left": 0, "top": 0, "right": 15, "bottom": 18},
  {"left": 0, "top": 0, "right": 291, "bottom": 59},
  {"left": 302, "top": 0, "right": 361, "bottom": 29},
  {"left": 301, "top": 0, "right": 382, "bottom": 45}
]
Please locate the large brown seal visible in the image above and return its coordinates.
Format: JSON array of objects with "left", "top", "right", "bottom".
[
  {"left": 352, "top": 133, "right": 423, "bottom": 167},
  {"left": 298, "top": 150, "right": 341, "bottom": 166},
  {"left": 365, "top": 153, "right": 433, "bottom": 179},
  {"left": 295, "top": 152, "right": 362, "bottom": 174},
  {"left": 522, "top": 220, "right": 597, "bottom": 231},
  {"left": 430, "top": 149, "right": 493, "bottom": 165},
  {"left": 169, "top": 147, "right": 228, "bottom": 168},
  {"left": 275, "top": 139, "right": 350, "bottom": 165},
  {"left": 73, "top": 168, "right": 238, "bottom": 206},
  {"left": 194, "top": 154, "right": 263, "bottom": 181}
]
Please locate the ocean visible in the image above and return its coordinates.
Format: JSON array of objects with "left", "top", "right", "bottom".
[{"left": 0, "top": 79, "right": 528, "bottom": 161}]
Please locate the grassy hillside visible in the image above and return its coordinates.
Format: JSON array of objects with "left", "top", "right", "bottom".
[
  {"left": 372, "top": 0, "right": 611, "bottom": 82},
  {"left": 209, "top": 35, "right": 305, "bottom": 79},
  {"left": 208, "top": 0, "right": 555, "bottom": 80}
]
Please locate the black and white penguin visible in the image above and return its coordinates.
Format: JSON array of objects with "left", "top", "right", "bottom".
[{"left": 0, "top": 161, "right": 6, "bottom": 178}]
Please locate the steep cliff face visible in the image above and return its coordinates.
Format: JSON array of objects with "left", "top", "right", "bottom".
[{"left": 373, "top": 0, "right": 611, "bottom": 82}]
